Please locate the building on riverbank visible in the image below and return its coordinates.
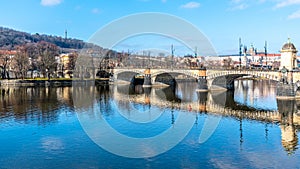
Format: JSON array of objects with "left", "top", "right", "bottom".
[
  {"left": 57, "top": 52, "right": 78, "bottom": 78},
  {"left": 280, "top": 38, "right": 298, "bottom": 70}
]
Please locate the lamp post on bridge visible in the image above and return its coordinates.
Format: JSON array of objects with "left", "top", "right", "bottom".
[
  {"left": 243, "top": 45, "right": 248, "bottom": 68},
  {"left": 148, "top": 51, "right": 151, "bottom": 68},
  {"left": 264, "top": 41, "right": 268, "bottom": 66},
  {"left": 142, "top": 51, "right": 146, "bottom": 68},
  {"left": 171, "top": 44, "right": 175, "bottom": 70},
  {"left": 239, "top": 38, "right": 242, "bottom": 70}
]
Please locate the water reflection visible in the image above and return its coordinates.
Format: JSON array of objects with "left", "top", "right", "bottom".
[
  {"left": 0, "top": 87, "right": 74, "bottom": 125},
  {"left": 277, "top": 99, "right": 299, "bottom": 154},
  {"left": 0, "top": 79, "right": 299, "bottom": 168},
  {"left": 1, "top": 81, "right": 300, "bottom": 154},
  {"left": 234, "top": 79, "right": 277, "bottom": 110},
  {"left": 109, "top": 81, "right": 299, "bottom": 154}
]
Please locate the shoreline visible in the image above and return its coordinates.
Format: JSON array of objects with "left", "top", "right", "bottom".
[{"left": 0, "top": 78, "right": 109, "bottom": 87}]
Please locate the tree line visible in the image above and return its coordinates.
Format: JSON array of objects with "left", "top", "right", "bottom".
[
  {"left": 0, "top": 26, "right": 106, "bottom": 79},
  {"left": 0, "top": 41, "right": 78, "bottom": 79}
]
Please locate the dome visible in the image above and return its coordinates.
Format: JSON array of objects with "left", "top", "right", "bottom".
[
  {"left": 281, "top": 39, "right": 297, "bottom": 51},
  {"left": 282, "top": 42, "right": 296, "bottom": 50}
]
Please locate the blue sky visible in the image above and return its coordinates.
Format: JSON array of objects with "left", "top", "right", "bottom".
[{"left": 0, "top": 0, "right": 300, "bottom": 55}]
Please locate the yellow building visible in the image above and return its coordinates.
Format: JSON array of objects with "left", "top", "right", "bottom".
[{"left": 59, "top": 53, "right": 77, "bottom": 78}]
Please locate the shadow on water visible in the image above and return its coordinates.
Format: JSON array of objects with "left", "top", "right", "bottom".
[
  {"left": 211, "top": 91, "right": 258, "bottom": 111},
  {"left": 155, "top": 85, "right": 181, "bottom": 103},
  {"left": 0, "top": 87, "right": 74, "bottom": 125},
  {"left": 117, "top": 84, "right": 145, "bottom": 95}
]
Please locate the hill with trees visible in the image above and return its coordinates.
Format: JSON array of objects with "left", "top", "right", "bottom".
[{"left": 0, "top": 27, "right": 87, "bottom": 50}]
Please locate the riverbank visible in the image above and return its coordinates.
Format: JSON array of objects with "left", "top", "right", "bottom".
[{"left": 0, "top": 78, "right": 110, "bottom": 87}]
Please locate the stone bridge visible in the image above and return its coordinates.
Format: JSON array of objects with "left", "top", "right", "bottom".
[
  {"left": 111, "top": 68, "right": 300, "bottom": 98},
  {"left": 112, "top": 68, "right": 200, "bottom": 86}
]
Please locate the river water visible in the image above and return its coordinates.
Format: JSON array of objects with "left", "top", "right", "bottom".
[{"left": 0, "top": 80, "right": 299, "bottom": 169}]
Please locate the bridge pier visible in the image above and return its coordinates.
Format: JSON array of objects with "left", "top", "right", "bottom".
[
  {"left": 276, "top": 69, "right": 300, "bottom": 99},
  {"left": 197, "top": 67, "right": 208, "bottom": 92},
  {"left": 144, "top": 87, "right": 151, "bottom": 104},
  {"left": 276, "top": 83, "right": 298, "bottom": 99},
  {"left": 197, "top": 92, "right": 208, "bottom": 112},
  {"left": 143, "top": 68, "right": 152, "bottom": 87}
]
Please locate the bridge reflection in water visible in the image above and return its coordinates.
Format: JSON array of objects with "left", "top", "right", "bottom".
[
  {"left": 1, "top": 79, "right": 299, "bottom": 168},
  {"left": 113, "top": 80, "right": 300, "bottom": 154}
]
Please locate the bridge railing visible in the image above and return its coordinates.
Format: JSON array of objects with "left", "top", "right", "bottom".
[
  {"left": 114, "top": 65, "right": 280, "bottom": 72},
  {"left": 114, "top": 64, "right": 203, "bottom": 69}
]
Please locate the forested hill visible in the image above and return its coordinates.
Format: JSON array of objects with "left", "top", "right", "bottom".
[{"left": 0, "top": 27, "right": 87, "bottom": 50}]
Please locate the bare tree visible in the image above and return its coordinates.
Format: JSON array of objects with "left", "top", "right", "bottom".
[
  {"left": 223, "top": 58, "right": 233, "bottom": 69},
  {"left": 36, "top": 41, "right": 59, "bottom": 79},
  {"left": 13, "top": 46, "right": 30, "bottom": 79},
  {"left": 74, "top": 52, "right": 93, "bottom": 80},
  {"left": 0, "top": 51, "right": 13, "bottom": 79},
  {"left": 66, "top": 52, "right": 78, "bottom": 71},
  {"left": 23, "top": 43, "right": 39, "bottom": 78}
]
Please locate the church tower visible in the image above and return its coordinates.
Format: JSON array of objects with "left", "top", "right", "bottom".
[{"left": 280, "top": 38, "right": 298, "bottom": 70}]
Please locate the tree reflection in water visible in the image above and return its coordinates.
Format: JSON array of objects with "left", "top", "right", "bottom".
[
  {"left": 0, "top": 80, "right": 299, "bottom": 155},
  {"left": 0, "top": 87, "right": 74, "bottom": 125}
]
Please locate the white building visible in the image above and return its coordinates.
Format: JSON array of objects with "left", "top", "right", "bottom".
[{"left": 280, "top": 39, "right": 298, "bottom": 71}]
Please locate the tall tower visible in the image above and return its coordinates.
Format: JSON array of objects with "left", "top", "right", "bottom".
[
  {"left": 280, "top": 38, "right": 298, "bottom": 70},
  {"left": 65, "top": 29, "right": 67, "bottom": 39}
]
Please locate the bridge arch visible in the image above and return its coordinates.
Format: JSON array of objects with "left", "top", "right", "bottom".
[
  {"left": 154, "top": 73, "right": 177, "bottom": 86},
  {"left": 96, "top": 70, "right": 112, "bottom": 78},
  {"left": 210, "top": 74, "right": 248, "bottom": 90},
  {"left": 115, "top": 71, "right": 144, "bottom": 85},
  {"left": 207, "top": 70, "right": 279, "bottom": 81},
  {"left": 207, "top": 70, "right": 280, "bottom": 90},
  {"left": 151, "top": 71, "right": 197, "bottom": 86}
]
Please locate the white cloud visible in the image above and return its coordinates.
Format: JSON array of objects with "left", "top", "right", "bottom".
[
  {"left": 161, "top": 0, "right": 167, "bottom": 3},
  {"left": 181, "top": 1, "right": 201, "bottom": 9},
  {"left": 258, "top": 0, "right": 267, "bottom": 3},
  {"left": 288, "top": 9, "right": 300, "bottom": 19},
  {"left": 228, "top": 0, "right": 250, "bottom": 11},
  {"left": 92, "top": 8, "right": 101, "bottom": 14},
  {"left": 275, "top": 0, "right": 300, "bottom": 8},
  {"left": 40, "top": 0, "right": 62, "bottom": 6},
  {"left": 231, "top": 0, "right": 242, "bottom": 4},
  {"left": 229, "top": 0, "right": 267, "bottom": 8},
  {"left": 230, "top": 3, "right": 248, "bottom": 10}
]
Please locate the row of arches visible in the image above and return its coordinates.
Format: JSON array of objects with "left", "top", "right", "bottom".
[
  {"left": 102, "top": 70, "right": 291, "bottom": 92},
  {"left": 114, "top": 71, "right": 190, "bottom": 86}
]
